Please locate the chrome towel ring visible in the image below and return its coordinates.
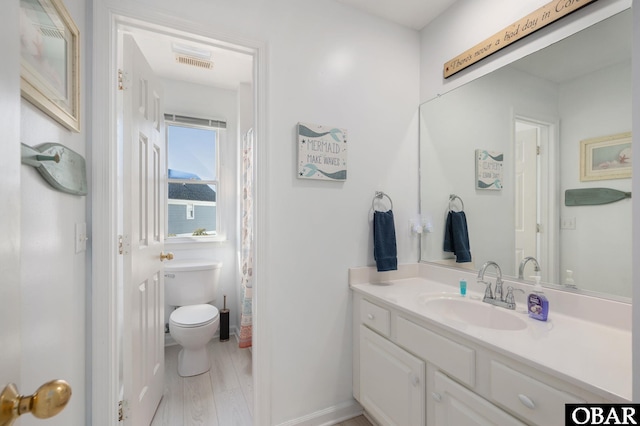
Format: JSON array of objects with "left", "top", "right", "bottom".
[
  {"left": 449, "top": 194, "right": 464, "bottom": 212},
  {"left": 372, "top": 191, "right": 393, "bottom": 211}
]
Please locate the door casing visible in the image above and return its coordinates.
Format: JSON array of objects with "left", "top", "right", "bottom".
[{"left": 90, "top": 7, "right": 269, "bottom": 425}]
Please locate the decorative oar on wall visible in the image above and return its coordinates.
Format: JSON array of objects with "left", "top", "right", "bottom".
[
  {"left": 565, "top": 188, "right": 631, "bottom": 206},
  {"left": 21, "top": 143, "right": 87, "bottom": 196}
]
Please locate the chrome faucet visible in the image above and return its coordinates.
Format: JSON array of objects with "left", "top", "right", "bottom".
[
  {"left": 518, "top": 256, "right": 541, "bottom": 280},
  {"left": 477, "top": 261, "right": 518, "bottom": 310},
  {"left": 477, "top": 261, "right": 503, "bottom": 301}
]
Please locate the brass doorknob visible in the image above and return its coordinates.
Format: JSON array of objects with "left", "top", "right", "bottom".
[
  {"left": 160, "top": 251, "right": 174, "bottom": 261},
  {"left": 0, "top": 380, "right": 72, "bottom": 426}
]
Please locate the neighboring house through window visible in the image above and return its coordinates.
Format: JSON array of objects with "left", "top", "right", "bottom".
[{"left": 165, "top": 114, "right": 225, "bottom": 238}]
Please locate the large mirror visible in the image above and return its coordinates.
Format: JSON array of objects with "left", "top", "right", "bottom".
[{"left": 419, "top": 10, "right": 632, "bottom": 300}]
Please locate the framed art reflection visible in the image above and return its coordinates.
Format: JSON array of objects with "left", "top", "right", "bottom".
[{"left": 580, "top": 132, "right": 632, "bottom": 181}]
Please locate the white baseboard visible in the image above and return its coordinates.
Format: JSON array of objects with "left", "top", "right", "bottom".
[{"left": 275, "top": 399, "right": 364, "bottom": 426}]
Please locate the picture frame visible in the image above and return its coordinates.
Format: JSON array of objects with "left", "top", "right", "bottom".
[
  {"left": 475, "top": 149, "right": 503, "bottom": 190},
  {"left": 297, "top": 122, "right": 348, "bottom": 181},
  {"left": 20, "top": 0, "right": 80, "bottom": 132},
  {"left": 580, "top": 132, "right": 632, "bottom": 181}
]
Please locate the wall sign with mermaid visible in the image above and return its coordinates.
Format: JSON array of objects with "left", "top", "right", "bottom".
[
  {"left": 297, "top": 122, "right": 347, "bottom": 181},
  {"left": 475, "top": 149, "right": 503, "bottom": 190}
]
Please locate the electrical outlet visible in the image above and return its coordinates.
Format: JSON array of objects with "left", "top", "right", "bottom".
[{"left": 561, "top": 217, "right": 576, "bottom": 230}]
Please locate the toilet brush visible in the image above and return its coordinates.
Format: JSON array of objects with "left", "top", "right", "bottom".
[{"left": 220, "top": 294, "right": 230, "bottom": 341}]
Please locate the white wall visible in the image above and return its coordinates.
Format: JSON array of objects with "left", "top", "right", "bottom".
[
  {"left": 94, "top": 0, "right": 420, "bottom": 424},
  {"left": 162, "top": 79, "right": 241, "bottom": 334},
  {"left": 0, "top": 0, "right": 21, "bottom": 407},
  {"left": 558, "top": 62, "right": 632, "bottom": 297},
  {"left": 19, "top": 0, "right": 87, "bottom": 423}
]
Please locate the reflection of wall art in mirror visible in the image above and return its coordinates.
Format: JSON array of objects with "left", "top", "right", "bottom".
[
  {"left": 475, "top": 149, "right": 503, "bottom": 190},
  {"left": 297, "top": 122, "right": 347, "bottom": 181},
  {"left": 20, "top": 0, "right": 80, "bottom": 132},
  {"left": 580, "top": 132, "right": 632, "bottom": 181}
]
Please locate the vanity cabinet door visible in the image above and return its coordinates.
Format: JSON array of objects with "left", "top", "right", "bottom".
[
  {"left": 360, "top": 325, "right": 425, "bottom": 425},
  {"left": 433, "top": 371, "right": 526, "bottom": 426}
]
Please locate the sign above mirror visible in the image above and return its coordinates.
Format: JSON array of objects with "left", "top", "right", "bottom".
[{"left": 444, "top": 0, "right": 597, "bottom": 78}]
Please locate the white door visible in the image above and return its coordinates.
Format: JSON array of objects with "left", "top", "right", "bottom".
[
  {"left": 514, "top": 126, "right": 538, "bottom": 275},
  {"left": 1, "top": 3, "right": 72, "bottom": 424},
  {"left": 121, "top": 33, "right": 166, "bottom": 426}
]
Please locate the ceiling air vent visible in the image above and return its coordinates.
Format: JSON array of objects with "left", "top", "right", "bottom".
[{"left": 175, "top": 54, "right": 214, "bottom": 70}]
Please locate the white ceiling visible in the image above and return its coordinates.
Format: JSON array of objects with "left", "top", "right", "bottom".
[
  {"left": 128, "top": 0, "right": 456, "bottom": 90},
  {"left": 336, "top": 0, "right": 457, "bottom": 30},
  {"left": 127, "top": 27, "right": 254, "bottom": 90}
]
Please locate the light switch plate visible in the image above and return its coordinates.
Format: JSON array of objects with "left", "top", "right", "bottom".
[
  {"left": 560, "top": 217, "right": 576, "bottom": 230},
  {"left": 75, "top": 222, "right": 87, "bottom": 253}
]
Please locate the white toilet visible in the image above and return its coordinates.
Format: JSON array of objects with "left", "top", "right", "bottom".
[{"left": 165, "top": 259, "right": 222, "bottom": 377}]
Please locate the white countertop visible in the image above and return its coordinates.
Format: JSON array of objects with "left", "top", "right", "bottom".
[{"left": 351, "top": 275, "right": 631, "bottom": 402}]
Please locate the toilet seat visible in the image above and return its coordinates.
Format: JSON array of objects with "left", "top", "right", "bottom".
[{"left": 171, "top": 304, "right": 219, "bottom": 328}]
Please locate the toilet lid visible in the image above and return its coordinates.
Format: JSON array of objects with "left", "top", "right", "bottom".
[{"left": 171, "top": 304, "right": 219, "bottom": 328}]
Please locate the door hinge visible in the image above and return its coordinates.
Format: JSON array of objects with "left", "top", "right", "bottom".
[
  {"left": 118, "top": 399, "right": 128, "bottom": 422},
  {"left": 118, "top": 69, "right": 124, "bottom": 91},
  {"left": 537, "top": 223, "right": 542, "bottom": 233},
  {"left": 118, "top": 234, "right": 130, "bottom": 255},
  {"left": 536, "top": 145, "right": 541, "bottom": 155},
  {"left": 118, "top": 235, "right": 131, "bottom": 255}
]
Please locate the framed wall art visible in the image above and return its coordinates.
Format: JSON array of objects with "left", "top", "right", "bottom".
[
  {"left": 20, "top": 0, "right": 80, "bottom": 132},
  {"left": 475, "top": 149, "right": 503, "bottom": 190},
  {"left": 297, "top": 122, "right": 347, "bottom": 181},
  {"left": 580, "top": 132, "right": 632, "bottom": 181}
]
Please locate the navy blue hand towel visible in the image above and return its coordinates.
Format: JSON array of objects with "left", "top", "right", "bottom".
[
  {"left": 444, "top": 211, "right": 472, "bottom": 263},
  {"left": 374, "top": 210, "right": 398, "bottom": 272}
]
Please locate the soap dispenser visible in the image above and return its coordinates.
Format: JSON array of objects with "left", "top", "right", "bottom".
[
  {"left": 527, "top": 275, "right": 549, "bottom": 321},
  {"left": 565, "top": 269, "right": 577, "bottom": 288}
]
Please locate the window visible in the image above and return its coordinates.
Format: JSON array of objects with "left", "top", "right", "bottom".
[{"left": 165, "top": 114, "right": 225, "bottom": 238}]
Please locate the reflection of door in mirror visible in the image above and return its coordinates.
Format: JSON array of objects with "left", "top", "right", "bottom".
[
  {"left": 514, "top": 122, "right": 539, "bottom": 279},
  {"left": 513, "top": 118, "right": 558, "bottom": 283}
]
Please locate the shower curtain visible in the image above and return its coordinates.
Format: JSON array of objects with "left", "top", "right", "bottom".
[{"left": 238, "top": 129, "right": 254, "bottom": 349}]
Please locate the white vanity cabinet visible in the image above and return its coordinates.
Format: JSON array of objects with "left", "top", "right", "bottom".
[
  {"left": 360, "top": 325, "right": 425, "bottom": 425},
  {"left": 432, "top": 369, "right": 525, "bottom": 426},
  {"left": 353, "top": 293, "right": 608, "bottom": 426}
]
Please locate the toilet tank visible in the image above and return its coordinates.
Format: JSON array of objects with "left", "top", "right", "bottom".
[{"left": 164, "top": 259, "right": 222, "bottom": 306}]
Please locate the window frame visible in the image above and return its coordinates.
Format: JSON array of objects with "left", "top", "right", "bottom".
[{"left": 165, "top": 115, "right": 225, "bottom": 242}]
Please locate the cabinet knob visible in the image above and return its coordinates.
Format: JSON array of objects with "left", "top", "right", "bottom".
[
  {"left": 518, "top": 394, "right": 536, "bottom": 409},
  {"left": 431, "top": 392, "right": 442, "bottom": 402},
  {"left": 367, "top": 313, "right": 375, "bottom": 320},
  {"left": 411, "top": 374, "right": 420, "bottom": 387}
]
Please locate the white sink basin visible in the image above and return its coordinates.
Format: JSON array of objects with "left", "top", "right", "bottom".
[{"left": 418, "top": 294, "right": 527, "bottom": 331}]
